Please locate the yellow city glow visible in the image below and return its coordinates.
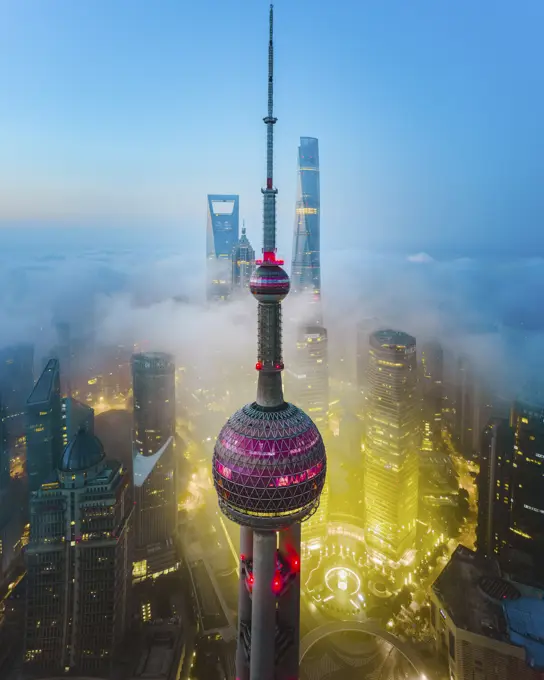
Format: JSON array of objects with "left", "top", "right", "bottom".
[{"left": 133, "top": 559, "right": 147, "bottom": 578}]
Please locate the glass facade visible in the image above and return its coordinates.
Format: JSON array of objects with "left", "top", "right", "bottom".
[
  {"left": 421, "top": 340, "right": 444, "bottom": 453},
  {"left": 477, "top": 403, "right": 544, "bottom": 582},
  {"left": 477, "top": 418, "right": 514, "bottom": 558},
  {"left": 132, "top": 353, "right": 175, "bottom": 457},
  {"left": 0, "top": 397, "right": 8, "bottom": 491},
  {"left": 231, "top": 226, "right": 255, "bottom": 291},
  {"left": 131, "top": 353, "right": 177, "bottom": 567},
  {"left": 0, "top": 344, "right": 34, "bottom": 488},
  {"left": 25, "top": 359, "right": 63, "bottom": 492},
  {"left": 291, "top": 138, "right": 321, "bottom": 307},
  {"left": 24, "top": 434, "right": 132, "bottom": 677},
  {"left": 61, "top": 397, "right": 94, "bottom": 447},
  {"left": 364, "top": 330, "right": 419, "bottom": 585},
  {"left": 288, "top": 325, "right": 329, "bottom": 427},
  {"left": 206, "top": 194, "right": 240, "bottom": 301}
]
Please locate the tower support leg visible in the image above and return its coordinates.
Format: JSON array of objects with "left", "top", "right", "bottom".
[
  {"left": 277, "top": 522, "right": 301, "bottom": 680},
  {"left": 236, "top": 526, "right": 253, "bottom": 680},
  {"left": 249, "top": 530, "right": 277, "bottom": 680}
]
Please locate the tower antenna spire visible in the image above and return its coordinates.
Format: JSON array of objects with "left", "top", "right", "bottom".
[{"left": 261, "top": 3, "right": 278, "bottom": 258}]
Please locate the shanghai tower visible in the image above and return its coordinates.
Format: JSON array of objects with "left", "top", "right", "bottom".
[
  {"left": 212, "top": 7, "right": 327, "bottom": 680},
  {"left": 291, "top": 137, "right": 321, "bottom": 313}
]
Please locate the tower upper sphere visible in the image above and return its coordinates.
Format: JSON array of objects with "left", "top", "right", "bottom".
[{"left": 249, "top": 265, "right": 290, "bottom": 303}]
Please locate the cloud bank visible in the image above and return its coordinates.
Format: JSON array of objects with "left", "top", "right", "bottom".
[{"left": 0, "top": 237, "right": 543, "bottom": 403}]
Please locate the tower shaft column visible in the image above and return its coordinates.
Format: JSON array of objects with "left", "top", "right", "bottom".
[
  {"left": 249, "top": 530, "right": 277, "bottom": 680},
  {"left": 236, "top": 526, "right": 253, "bottom": 680},
  {"left": 256, "top": 301, "right": 284, "bottom": 408},
  {"left": 277, "top": 522, "right": 301, "bottom": 680}
]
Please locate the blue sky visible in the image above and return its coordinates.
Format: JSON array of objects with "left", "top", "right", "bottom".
[{"left": 0, "top": 0, "right": 543, "bottom": 255}]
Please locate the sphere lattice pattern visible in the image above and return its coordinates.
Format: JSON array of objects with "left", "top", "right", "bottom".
[
  {"left": 250, "top": 265, "right": 290, "bottom": 302},
  {"left": 213, "top": 401, "right": 326, "bottom": 529}
]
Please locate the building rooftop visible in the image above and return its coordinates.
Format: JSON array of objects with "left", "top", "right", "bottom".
[
  {"left": 132, "top": 351, "right": 174, "bottom": 363},
  {"left": 433, "top": 545, "right": 544, "bottom": 669},
  {"left": 371, "top": 329, "right": 416, "bottom": 350},
  {"left": 433, "top": 546, "right": 507, "bottom": 640},
  {"left": 27, "top": 358, "right": 58, "bottom": 406},
  {"left": 504, "top": 597, "right": 544, "bottom": 669},
  {"left": 59, "top": 428, "right": 105, "bottom": 472}
]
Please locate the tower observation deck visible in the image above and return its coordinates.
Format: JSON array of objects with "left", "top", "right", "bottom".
[{"left": 212, "top": 7, "right": 326, "bottom": 680}]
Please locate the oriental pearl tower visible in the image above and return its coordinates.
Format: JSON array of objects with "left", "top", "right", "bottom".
[{"left": 212, "top": 6, "right": 326, "bottom": 680}]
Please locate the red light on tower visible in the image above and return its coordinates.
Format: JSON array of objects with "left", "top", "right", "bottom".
[
  {"left": 291, "top": 555, "right": 300, "bottom": 572},
  {"left": 255, "top": 361, "right": 263, "bottom": 371},
  {"left": 272, "top": 573, "right": 282, "bottom": 593},
  {"left": 240, "top": 553, "right": 246, "bottom": 562},
  {"left": 248, "top": 573, "right": 254, "bottom": 587}
]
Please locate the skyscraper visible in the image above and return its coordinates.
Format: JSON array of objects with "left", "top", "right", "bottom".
[
  {"left": 232, "top": 224, "right": 256, "bottom": 291},
  {"left": 288, "top": 325, "right": 329, "bottom": 427},
  {"left": 207, "top": 194, "right": 240, "bottom": 300},
  {"left": 0, "top": 344, "right": 34, "bottom": 483},
  {"left": 477, "top": 417, "right": 514, "bottom": 558},
  {"left": 288, "top": 136, "right": 328, "bottom": 435},
  {"left": 0, "top": 397, "right": 9, "bottom": 492},
  {"left": 0, "top": 344, "right": 34, "bottom": 418},
  {"left": 508, "top": 400, "right": 544, "bottom": 574},
  {"left": 454, "top": 355, "right": 475, "bottom": 457},
  {"left": 24, "top": 429, "right": 132, "bottom": 677},
  {"left": 61, "top": 396, "right": 94, "bottom": 447},
  {"left": 431, "top": 545, "right": 544, "bottom": 680},
  {"left": 421, "top": 340, "right": 444, "bottom": 453},
  {"left": 364, "top": 330, "right": 419, "bottom": 586},
  {"left": 356, "top": 318, "right": 379, "bottom": 392},
  {"left": 291, "top": 137, "right": 321, "bottom": 305},
  {"left": 25, "top": 358, "right": 63, "bottom": 493},
  {"left": 132, "top": 353, "right": 177, "bottom": 578},
  {"left": 54, "top": 321, "right": 73, "bottom": 397},
  {"left": 477, "top": 402, "right": 544, "bottom": 582},
  {"left": 212, "top": 9, "right": 326, "bottom": 680}
]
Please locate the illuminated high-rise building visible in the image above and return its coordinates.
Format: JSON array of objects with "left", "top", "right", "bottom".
[
  {"left": 61, "top": 396, "right": 94, "bottom": 447},
  {"left": 288, "top": 129, "right": 328, "bottom": 557},
  {"left": 477, "top": 401, "right": 544, "bottom": 582},
  {"left": 431, "top": 545, "right": 544, "bottom": 680},
  {"left": 0, "top": 344, "right": 34, "bottom": 480},
  {"left": 24, "top": 429, "right": 132, "bottom": 677},
  {"left": 356, "top": 318, "right": 379, "bottom": 392},
  {"left": 291, "top": 138, "right": 321, "bottom": 306},
  {"left": 212, "top": 9, "right": 326, "bottom": 679},
  {"left": 477, "top": 418, "right": 514, "bottom": 558},
  {"left": 0, "top": 344, "right": 34, "bottom": 418},
  {"left": 207, "top": 194, "right": 240, "bottom": 300},
  {"left": 289, "top": 186, "right": 329, "bottom": 542},
  {"left": 364, "top": 330, "right": 419, "bottom": 585},
  {"left": 54, "top": 321, "right": 73, "bottom": 396},
  {"left": 26, "top": 358, "right": 63, "bottom": 493},
  {"left": 454, "top": 355, "right": 475, "bottom": 457},
  {"left": 421, "top": 340, "right": 444, "bottom": 453},
  {"left": 232, "top": 224, "right": 256, "bottom": 291},
  {"left": 0, "top": 397, "right": 9, "bottom": 492},
  {"left": 131, "top": 352, "right": 177, "bottom": 578},
  {"left": 288, "top": 325, "right": 329, "bottom": 427}
]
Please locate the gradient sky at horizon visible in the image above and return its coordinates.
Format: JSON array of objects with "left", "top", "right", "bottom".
[{"left": 1, "top": 0, "right": 543, "bottom": 255}]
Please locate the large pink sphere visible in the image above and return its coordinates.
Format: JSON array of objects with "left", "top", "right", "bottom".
[{"left": 212, "top": 401, "right": 326, "bottom": 529}]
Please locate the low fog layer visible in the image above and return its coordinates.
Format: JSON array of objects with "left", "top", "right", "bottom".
[{"left": 0, "top": 238, "right": 542, "bottom": 401}]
